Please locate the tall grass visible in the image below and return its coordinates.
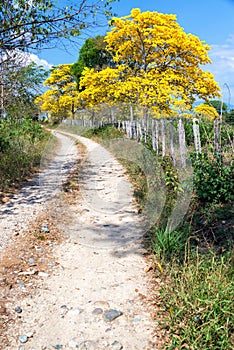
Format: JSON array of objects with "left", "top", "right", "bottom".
[{"left": 161, "top": 251, "right": 234, "bottom": 349}]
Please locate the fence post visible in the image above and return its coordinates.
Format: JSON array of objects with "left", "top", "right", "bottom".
[
  {"left": 131, "top": 120, "right": 137, "bottom": 139},
  {"left": 130, "top": 105, "right": 134, "bottom": 121},
  {"left": 127, "top": 121, "right": 132, "bottom": 138},
  {"left": 110, "top": 108, "right": 115, "bottom": 124},
  {"left": 214, "top": 118, "right": 221, "bottom": 160},
  {"left": 178, "top": 119, "right": 187, "bottom": 168},
  {"left": 193, "top": 118, "right": 201, "bottom": 155},
  {"left": 144, "top": 123, "right": 147, "bottom": 143},
  {"left": 136, "top": 122, "right": 142, "bottom": 141},
  {"left": 152, "top": 119, "right": 159, "bottom": 154},
  {"left": 152, "top": 119, "right": 155, "bottom": 150},
  {"left": 170, "top": 119, "right": 176, "bottom": 166},
  {"left": 161, "top": 119, "right": 165, "bottom": 157}
]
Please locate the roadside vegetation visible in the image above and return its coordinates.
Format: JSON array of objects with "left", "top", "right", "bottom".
[
  {"left": 75, "top": 123, "right": 234, "bottom": 350},
  {"left": 0, "top": 118, "right": 51, "bottom": 200}
]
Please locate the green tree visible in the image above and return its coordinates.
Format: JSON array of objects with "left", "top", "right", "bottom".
[
  {"left": 206, "top": 99, "right": 228, "bottom": 115},
  {"left": 71, "top": 35, "right": 113, "bottom": 89},
  {"left": 1, "top": 62, "right": 48, "bottom": 119},
  {"left": 226, "top": 109, "right": 234, "bottom": 125}
]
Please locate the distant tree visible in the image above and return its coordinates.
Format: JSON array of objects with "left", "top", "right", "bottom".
[
  {"left": 194, "top": 103, "right": 219, "bottom": 121},
  {"left": 1, "top": 62, "right": 48, "bottom": 118},
  {"left": 206, "top": 100, "right": 228, "bottom": 115},
  {"left": 71, "top": 35, "right": 113, "bottom": 89},
  {"left": 226, "top": 109, "right": 234, "bottom": 125}
]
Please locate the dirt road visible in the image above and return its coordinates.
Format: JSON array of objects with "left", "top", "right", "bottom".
[{"left": 2, "top": 130, "right": 156, "bottom": 349}]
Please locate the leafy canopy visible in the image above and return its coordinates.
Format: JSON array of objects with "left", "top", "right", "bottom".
[
  {"left": 71, "top": 35, "right": 113, "bottom": 89},
  {"left": 35, "top": 64, "right": 80, "bottom": 118},
  {"left": 1, "top": 61, "right": 48, "bottom": 119},
  {"left": 79, "top": 8, "right": 220, "bottom": 115}
]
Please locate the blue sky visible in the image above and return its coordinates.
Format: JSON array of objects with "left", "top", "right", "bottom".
[{"left": 34, "top": 0, "right": 234, "bottom": 105}]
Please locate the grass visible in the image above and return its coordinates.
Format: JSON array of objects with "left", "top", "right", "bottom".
[
  {"left": 160, "top": 251, "right": 234, "bottom": 350},
  {"left": 56, "top": 122, "right": 125, "bottom": 140},
  {"left": 150, "top": 228, "right": 187, "bottom": 263}
]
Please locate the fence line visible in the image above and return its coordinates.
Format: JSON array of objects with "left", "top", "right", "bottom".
[{"left": 63, "top": 116, "right": 233, "bottom": 166}]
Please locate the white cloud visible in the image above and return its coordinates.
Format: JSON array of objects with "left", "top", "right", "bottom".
[
  {"left": 0, "top": 50, "right": 52, "bottom": 70},
  {"left": 24, "top": 52, "right": 52, "bottom": 70},
  {"left": 208, "top": 35, "right": 234, "bottom": 105}
]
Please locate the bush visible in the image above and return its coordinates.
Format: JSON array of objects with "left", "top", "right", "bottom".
[
  {"left": 191, "top": 154, "right": 234, "bottom": 203},
  {"left": 0, "top": 118, "right": 49, "bottom": 191},
  {"left": 82, "top": 124, "right": 124, "bottom": 140}
]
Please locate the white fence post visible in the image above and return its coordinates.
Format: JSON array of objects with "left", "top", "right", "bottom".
[
  {"left": 193, "top": 118, "right": 201, "bottom": 154},
  {"left": 161, "top": 119, "right": 165, "bottom": 157},
  {"left": 170, "top": 119, "right": 176, "bottom": 166},
  {"left": 178, "top": 119, "right": 187, "bottom": 168}
]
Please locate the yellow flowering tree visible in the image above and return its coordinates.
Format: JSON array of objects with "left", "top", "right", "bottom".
[
  {"left": 79, "top": 66, "right": 123, "bottom": 121},
  {"left": 79, "top": 8, "right": 220, "bottom": 116},
  {"left": 35, "top": 64, "right": 80, "bottom": 119},
  {"left": 194, "top": 103, "right": 219, "bottom": 121}
]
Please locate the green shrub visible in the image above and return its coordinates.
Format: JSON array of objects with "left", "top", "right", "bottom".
[
  {"left": 82, "top": 124, "right": 124, "bottom": 140},
  {"left": 183, "top": 118, "right": 233, "bottom": 152},
  {"left": 0, "top": 118, "right": 49, "bottom": 191},
  {"left": 191, "top": 154, "right": 234, "bottom": 203}
]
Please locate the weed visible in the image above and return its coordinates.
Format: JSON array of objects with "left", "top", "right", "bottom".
[
  {"left": 161, "top": 251, "right": 234, "bottom": 349},
  {"left": 150, "top": 228, "right": 187, "bottom": 262}
]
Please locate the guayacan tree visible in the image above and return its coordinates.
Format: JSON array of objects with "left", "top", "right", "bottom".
[
  {"left": 35, "top": 64, "right": 80, "bottom": 120},
  {"left": 194, "top": 103, "right": 219, "bottom": 121},
  {"left": 79, "top": 8, "right": 220, "bottom": 115}
]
